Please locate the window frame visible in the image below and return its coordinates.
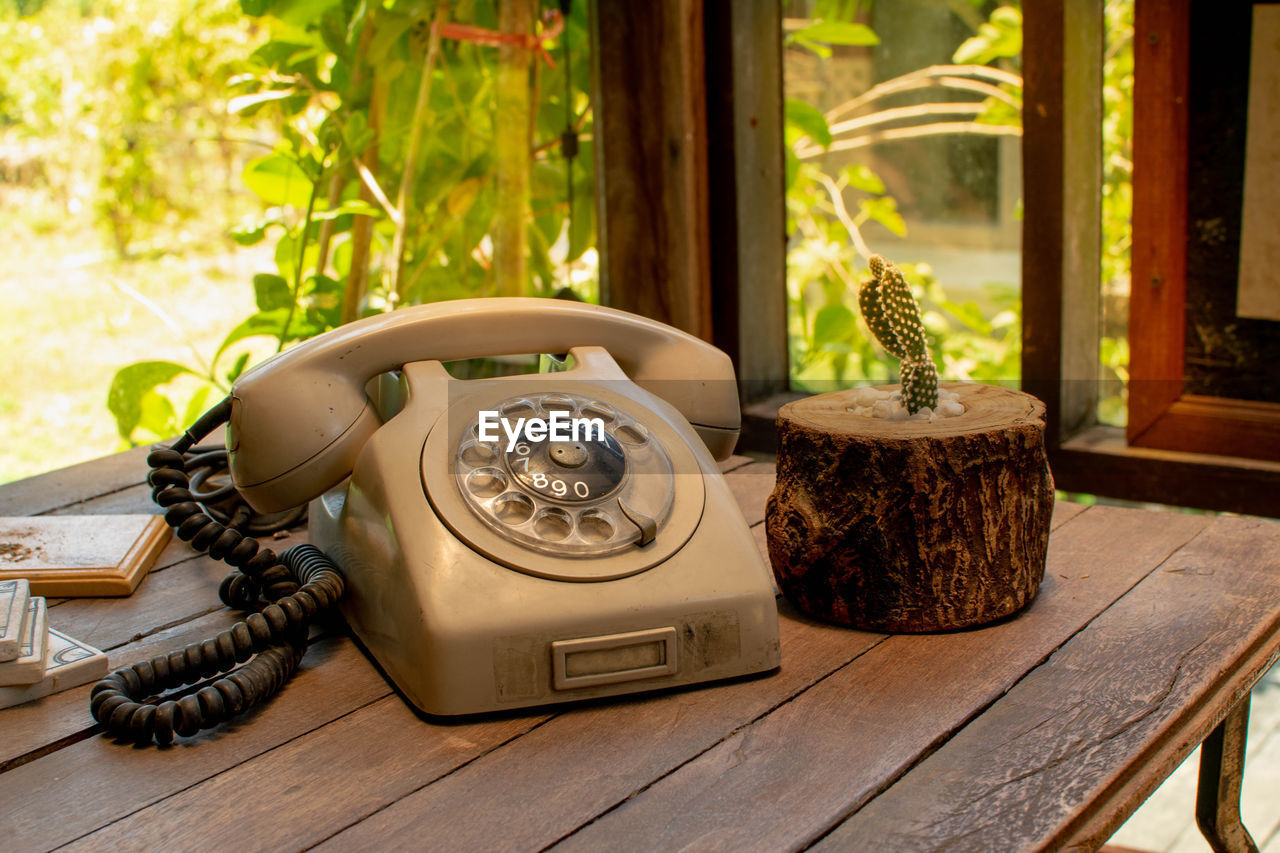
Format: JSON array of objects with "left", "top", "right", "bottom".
[{"left": 1022, "top": 0, "right": 1280, "bottom": 517}]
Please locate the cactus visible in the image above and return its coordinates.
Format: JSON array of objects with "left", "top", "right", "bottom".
[{"left": 858, "top": 254, "right": 938, "bottom": 414}]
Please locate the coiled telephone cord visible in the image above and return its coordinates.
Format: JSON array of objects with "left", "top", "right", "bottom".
[{"left": 89, "top": 398, "right": 345, "bottom": 745}]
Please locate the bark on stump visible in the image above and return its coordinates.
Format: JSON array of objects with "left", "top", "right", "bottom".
[{"left": 766, "top": 383, "right": 1054, "bottom": 632}]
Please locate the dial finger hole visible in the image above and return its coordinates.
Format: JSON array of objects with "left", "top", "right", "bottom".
[
  {"left": 493, "top": 493, "right": 534, "bottom": 525},
  {"left": 460, "top": 442, "right": 497, "bottom": 467},
  {"left": 532, "top": 507, "right": 572, "bottom": 541},
  {"left": 502, "top": 400, "right": 536, "bottom": 420},
  {"left": 582, "top": 403, "right": 616, "bottom": 424},
  {"left": 540, "top": 395, "right": 576, "bottom": 414},
  {"left": 614, "top": 423, "right": 649, "bottom": 445},
  {"left": 578, "top": 509, "right": 614, "bottom": 544},
  {"left": 466, "top": 467, "right": 508, "bottom": 498}
]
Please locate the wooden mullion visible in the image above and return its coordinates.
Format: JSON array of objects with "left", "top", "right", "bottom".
[
  {"left": 703, "top": 0, "right": 788, "bottom": 403},
  {"left": 591, "top": 0, "right": 712, "bottom": 340},
  {"left": 1127, "top": 0, "right": 1190, "bottom": 444},
  {"left": 1020, "top": 0, "right": 1066, "bottom": 444}
]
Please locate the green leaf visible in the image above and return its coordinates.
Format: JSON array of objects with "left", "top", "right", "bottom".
[
  {"left": 859, "top": 196, "right": 907, "bottom": 237},
  {"left": 785, "top": 99, "right": 832, "bottom": 149},
  {"left": 227, "top": 88, "right": 298, "bottom": 115},
  {"left": 240, "top": 0, "right": 276, "bottom": 16},
  {"left": 137, "top": 391, "right": 179, "bottom": 442},
  {"left": 953, "top": 6, "right": 1022, "bottom": 65},
  {"left": 785, "top": 149, "right": 801, "bottom": 193},
  {"left": 243, "top": 152, "right": 313, "bottom": 207},
  {"left": 302, "top": 274, "right": 344, "bottom": 329},
  {"left": 791, "top": 21, "right": 879, "bottom": 47},
  {"left": 318, "top": 5, "right": 350, "bottom": 58},
  {"left": 842, "top": 164, "right": 885, "bottom": 195},
  {"left": 367, "top": 11, "right": 416, "bottom": 64},
  {"left": 107, "top": 361, "right": 197, "bottom": 441},
  {"left": 974, "top": 97, "right": 1021, "bottom": 128},
  {"left": 790, "top": 36, "right": 832, "bottom": 59},
  {"left": 253, "top": 273, "right": 292, "bottom": 311},
  {"left": 275, "top": 230, "right": 299, "bottom": 284},
  {"left": 272, "top": 0, "right": 344, "bottom": 28},
  {"left": 812, "top": 304, "right": 857, "bottom": 352},
  {"left": 230, "top": 222, "right": 270, "bottom": 246},
  {"left": 213, "top": 310, "right": 320, "bottom": 366},
  {"left": 311, "top": 199, "right": 383, "bottom": 221},
  {"left": 181, "top": 386, "right": 214, "bottom": 429},
  {"left": 941, "top": 299, "right": 991, "bottom": 335},
  {"left": 225, "top": 352, "right": 252, "bottom": 384}
]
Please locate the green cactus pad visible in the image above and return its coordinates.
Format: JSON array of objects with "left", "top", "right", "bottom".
[
  {"left": 861, "top": 254, "right": 939, "bottom": 415},
  {"left": 858, "top": 276, "right": 907, "bottom": 359}
]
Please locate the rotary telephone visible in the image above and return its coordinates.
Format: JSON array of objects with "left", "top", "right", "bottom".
[{"left": 91, "top": 298, "right": 780, "bottom": 744}]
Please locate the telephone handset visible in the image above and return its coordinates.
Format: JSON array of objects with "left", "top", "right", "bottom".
[
  {"left": 91, "top": 298, "right": 780, "bottom": 742},
  {"left": 228, "top": 298, "right": 743, "bottom": 512}
]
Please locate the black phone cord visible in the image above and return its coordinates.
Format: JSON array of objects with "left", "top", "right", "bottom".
[{"left": 89, "top": 397, "right": 345, "bottom": 745}]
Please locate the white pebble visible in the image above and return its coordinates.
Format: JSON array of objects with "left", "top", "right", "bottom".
[{"left": 845, "top": 386, "right": 966, "bottom": 422}]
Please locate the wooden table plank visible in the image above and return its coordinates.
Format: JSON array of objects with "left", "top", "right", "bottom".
[
  {"left": 308, "top": 604, "right": 881, "bottom": 853},
  {"left": 0, "top": 635, "right": 392, "bottom": 851},
  {"left": 0, "top": 446, "right": 148, "bottom": 516},
  {"left": 1051, "top": 499, "right": 1089, "bottom": 528},
  {"left": 0, "top": 608, "right": 254, "bottom": 769},
  {"left": 45, "top": 482, "right": 155, "bottom": 516},
  {"left": 61, "top": 699, "right": 550, "bottom": 853},
  {"left": 545, "top": 507, "right": 1209, "bottom": 852},
  {"left": 44, "top": 529, "right": 308, "bottom": 652},
  {"left": 722, "top": 461, "right": 776, "bottom": 526},
  {"left": 62, "top": 602, "right": 872, "bottom": 853},
  {"left": 819, "top": 515, "right": 1280, "bottom": 852}
]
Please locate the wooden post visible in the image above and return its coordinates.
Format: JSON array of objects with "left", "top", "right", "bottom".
[
  {"left": 704, "top": 0, "right": 788, "bottom": 401},
  {"left": 591, "top": 0, "right": 711, "bottom": 339},
  {"left": 766, "top": 384, "right": 1055, "bottom": 632}
]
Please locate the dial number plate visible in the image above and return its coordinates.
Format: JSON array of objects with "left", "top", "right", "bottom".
[
  {"left": 454, "top": 393, "right": 674, "bottom": 557},
  {"left": 505, "top": 432, "right": 625, "bottom": 503}
]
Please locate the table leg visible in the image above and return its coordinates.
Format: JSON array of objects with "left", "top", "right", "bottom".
[{"left": 1195, "top": 694, "right": 1259, "bottom": 853}]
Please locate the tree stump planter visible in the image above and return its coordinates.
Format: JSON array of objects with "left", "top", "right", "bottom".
[{"left": 766, "top": 383, "right": 1054, "bottom": 632}]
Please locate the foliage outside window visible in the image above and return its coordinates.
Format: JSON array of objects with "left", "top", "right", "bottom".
[
  {"left": 782, "top": 0, "right": 1133, "bottom": 422},
  {"left": 101, "top": 0, "right": 595, "bottom": 445}
]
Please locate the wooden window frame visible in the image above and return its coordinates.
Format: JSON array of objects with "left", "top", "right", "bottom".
[
  {"left": 590, "top": 0, "right": 789, "bottom": 406},
  {"left": 1023, "top": 0, "right": 1280, "bottom": 517},
  {"left": 1127, "top": 2, "right": 1280, "bottom": 464},
  {"left": 594, "top": 1, "right": 1280, "bottom": 516}
]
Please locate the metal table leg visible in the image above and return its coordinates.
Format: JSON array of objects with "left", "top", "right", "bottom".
[{"left": 1196, "top": 693, "right": 1259, "bottom": 853}]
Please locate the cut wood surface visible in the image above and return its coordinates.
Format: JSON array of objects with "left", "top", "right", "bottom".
[
  {"left": 0, "top": 449, "right": 1277, "bottom": 853},
  {"left": 768, "top": 383, "right": 1054, "bottom": 631}
]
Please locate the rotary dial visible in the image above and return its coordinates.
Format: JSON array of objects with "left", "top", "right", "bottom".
[{"left": 454, "top": 393, "right": 675, "bottom": 557}]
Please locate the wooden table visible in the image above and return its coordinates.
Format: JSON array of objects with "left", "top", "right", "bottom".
[{"left": 2, "top": 451, "right": 1279, "bottom": 851}]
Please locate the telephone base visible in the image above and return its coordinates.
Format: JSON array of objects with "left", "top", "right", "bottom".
[
  {"left": 307, "top": 365, "right": 781, "bottom": 717},
  {"left": 311, "top": 477, "right": 781, "bottom": 716}
]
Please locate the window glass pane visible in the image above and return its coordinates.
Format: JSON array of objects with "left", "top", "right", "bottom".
[
  {"left": 1100, "top": 0, "right": 1134, "bottom": 427},
  {"left": 783, "top": 1, "right": 1022, "bottom": 395}
]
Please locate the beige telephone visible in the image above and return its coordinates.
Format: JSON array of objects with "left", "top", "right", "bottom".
[{"left": 93, "top": 298, "right": 780, "bottom": 736}]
